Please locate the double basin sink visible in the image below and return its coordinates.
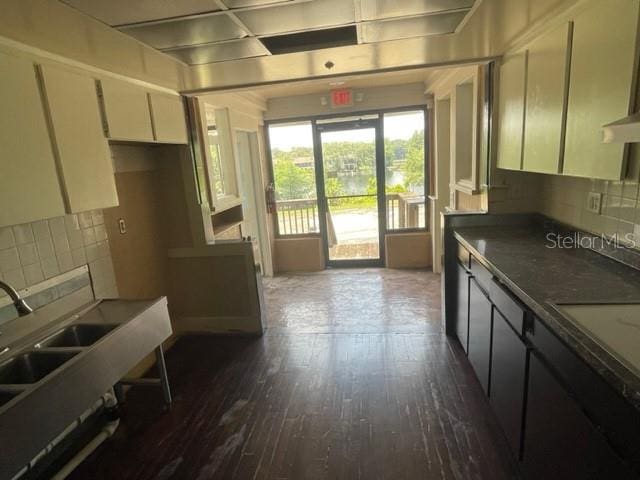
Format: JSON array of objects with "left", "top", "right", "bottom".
[{"left": 0, "top": 323, "right": 118, "bottom": 408}]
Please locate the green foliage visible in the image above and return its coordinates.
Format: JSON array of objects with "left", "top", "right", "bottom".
[
  {"left": 402, "top": 130, "right": 425, "bottom": 189},
  {"left": 271, "top": 130, "right": 425, "bottom": 202},
  {"left": 273, "top": 157, "right": 315, "bottom": 201}
]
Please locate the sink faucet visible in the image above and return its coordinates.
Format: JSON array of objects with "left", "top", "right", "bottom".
[{"left": 0, "top": 280, "right": 33, "bottom": 316}]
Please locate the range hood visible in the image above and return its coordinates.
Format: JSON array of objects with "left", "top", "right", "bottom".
[{"left": 603, "top": 112, "right": 640, "bottom": 143}]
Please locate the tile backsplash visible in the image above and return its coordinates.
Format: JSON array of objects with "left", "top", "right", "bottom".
[{"left": 0, "top": 210, "right": 118, "bottom": 302}]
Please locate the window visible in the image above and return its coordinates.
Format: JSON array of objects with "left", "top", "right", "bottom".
[
  {"left": 207, "top": 126, "right": 225, "bottom": 197},
  {"left": 267, "top": 121, "right": 319, "bottom": 235},
  {"left": 201, "top": 105, "right": 239, "bottom": 211},
  {"left": 383, "top": 110, "right": 426, "bottom": 230}
]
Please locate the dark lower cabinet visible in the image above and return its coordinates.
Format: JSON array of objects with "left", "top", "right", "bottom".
[
  {"left": 455, "top": 263, "right": 470, "bottom": 352},
  {"left": 490, "top": 308, "right": 527, "bottom": 458},
  {"left": 523, "top": 353, "right": 636, "bottom": 480},
  {"left": 467, "top": 278, "right": 492, "bottom": 394}
]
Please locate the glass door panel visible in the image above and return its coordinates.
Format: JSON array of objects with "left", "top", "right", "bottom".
[{"left": 319, "top": 127, "right": 380, "bottom": 262}]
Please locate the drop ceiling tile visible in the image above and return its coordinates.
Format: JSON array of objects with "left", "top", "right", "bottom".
[
  {"left": 60, "top": 0, "right": 221, "bottom": 26},
  {"left": 166, "top": 38, "right": 270, "bottom": 64},
  {"left": 361, "top": 10, "right": 468, "bottom": 43},
  {"left": 360, "top": 0, "right": 474, "bottom": 21},
  {"left": 222, "top": 0, "right": 299, "bottom": 7},
  {"left": 119, "top": 14, "right": 246, "bottom": 49},
  {"left": 236, "top": 0, "right": 355, "bottom": 36}
]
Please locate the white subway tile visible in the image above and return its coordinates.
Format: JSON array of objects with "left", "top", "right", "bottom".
[
  {"left": 17, "top": 243, "right": 39, "bottom": 266},
  {"left": 36, "top": 237, "right": 55, "bottom": 260},
  {"left": 23, "top": 263, "right": 44, "bottom": 286},
  {"left": 78, "top": 211, "right": 93, "bottom": 229},
  {"left": 48, "top": 217, "right": 66, "bottom": 238},
  {"left": 67, "top": 229, "right": 83, "bottom": 250},
  {"left": 12, "top": 224, "right": 34, "bottom": 245},
  {"left": 3, "top": 268, "right": 25, "bottom": 290},
  {"left": 91, "top": 210, "right": 104, "bottom": 226},
  {"left": 41, "top": 257, "right": 60, "bottom": 279},
  {"left": 52, "top": 234, "right": 70, "bottom": 254},
  {"left": 71, "top": 248, "right": 86, "bottom": 268},
  {"left": 0, "top": 227, "right": 15, "bottom": 250},
  {"left": 94, "top": 224, "right": 108, "bottom": 242},
  {"left": 57, "top": 251, "right": 74, "bottom": 273},
  {"left": 65, "top": 214, "right": 80, "bottom": 232},
  {"left": 0, "top": 248, "right": 21, "bottom": 273},
  {"left": 82, "top": 227, "right": 97, "bottom": 246},
  {"left": 32, "top": 220, "right": 51, "bottom": 240}
]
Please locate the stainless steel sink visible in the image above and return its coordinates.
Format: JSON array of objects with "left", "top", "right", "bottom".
[
  {"left": 34, "top": 324, "right": 117, "bottom": 348},
  {"left": 0, "top": 351, "right": 78, "bottom": 385}
]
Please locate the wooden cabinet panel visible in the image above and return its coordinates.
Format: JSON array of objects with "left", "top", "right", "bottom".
[
  {"left": 490, "top": 309, "right": 527, "bottom": 458},
  {"left": 497, "top": 51, "right": 527, "bottom": 171},
  {"left": 0, "top": 53, "right": 65, "bottom": 227},
  {"left": 99, "top": 78, "right": 154, "bottom": 142},
  {"left": 523, "top": 353, "right": 635, "bottom": 479},
  {"left": 149, "top": 92, "right": 188, "bottom": 144},
  {"left": 563, "top": 0, "right": 639, "bottom": 180},
  {"left": 522, "top": 22, "right": 572, "bottom": 174},
  {"left": 468, "top": 279, "right": 492, "bottom": 394},
  {"left": 39, "top": 64, "right": 118, "bottom": 212},
  {"left": 455, "top": 263, "right": 470, "bottom": 353}
]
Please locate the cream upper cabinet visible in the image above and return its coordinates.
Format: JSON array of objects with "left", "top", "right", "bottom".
[
  {"left": 39, "top": 64, "right": 118, "bottom": 212},
  {"left": 522, "top": 22, "right": 572, "bottom": 174},
  {"left": 0, "top": 53, "right": 66, "bottom": 227},
  {"left": 98, "top": 78, "right": 154, "bottom": 142},
  {"left": 497, "top": 51, "right": 527, "bottom": 171},
  {"left": 563, "top": 0, "right": 639, "bottom": 180},
  {"left": 149, "top": 92, "right": 188, "bottom": 144}
]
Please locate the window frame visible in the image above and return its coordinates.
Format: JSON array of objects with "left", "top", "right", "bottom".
[{"left": 265, "top": 105, "right": 430, "bottom": 239}]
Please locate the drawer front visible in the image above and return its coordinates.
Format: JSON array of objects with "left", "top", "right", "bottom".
[
  {"left": 490, "top": 278, "right": 526, "bottom": 334},
  {"left": 456, "top": 263, "right": 470, "bottom": 353},
  {"left": 527, "top": 316, "right": 640, "bottom": 464},
  {"left": 457, "top": 242, "right": 470, "bottom": 269},
  {"left": 470, "top": 255, "right": 492, "bottom": 293},
  {"left": 523, "top": 353, "right": 635, "bottom": 480},
  {"left": 490, "top": 309, "right": 528, "bottom": 458},
  {"left": 468, "top": 278, "right": 493, "bottom": 395}
]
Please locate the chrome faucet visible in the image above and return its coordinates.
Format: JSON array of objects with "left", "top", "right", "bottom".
[{"left": 0, "top": 280, "right": 33, "bottom": 316}]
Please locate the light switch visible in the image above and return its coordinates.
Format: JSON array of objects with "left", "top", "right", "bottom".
[
  {"left": 587, "top": 192, "right": 602, "bottom": 214},
  {"left": 118, "top": 218, "right": 127, "bottom": 234}
]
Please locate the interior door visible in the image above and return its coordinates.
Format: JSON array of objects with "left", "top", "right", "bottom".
[{"left": 315, "top": 119, "right": 384, "bottom": 266}]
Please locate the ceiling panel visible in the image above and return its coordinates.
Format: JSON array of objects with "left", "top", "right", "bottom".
[
  {"left": 360, "top": 0, "right": 474, "bottom": 21},
  {"left": 222, "top": 0, "right": 299, "bottom": 7},
  {"left": 166, "top": 38, "right": 269, "bottom": 64},
  {"left": 119, "top": 14, "right": 246, "bottom": 49},
  {"left": 236, "top": 0, "right": 355, "bottom": 36},
  {"left": 361, "top": 10, "right": 468, "bottom": 43},
  {"left": 60, "top": 0, "right": 221, "bottom": 26}
]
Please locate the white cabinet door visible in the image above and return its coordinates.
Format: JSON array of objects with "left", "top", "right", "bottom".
[
  {"left": 99, "top": 78, "right": 154, "bottom": 142},
  {"left": 497, "top": 51, "right": 527, "bottom": 171},
  {"left": 39, "top": 64, "right": 118, "bottom": 212},
  {"left": 522, "top": 22, "right": 572, "bottom": 174},
  {"left": 149, "top": 92, "right": 188, "bottom": 144},
  {"left": 563, "top": 0, "right": 639, "bottom": 180},
  {"left": 0, "top": 53, "right": 66, "bottom": 227}
]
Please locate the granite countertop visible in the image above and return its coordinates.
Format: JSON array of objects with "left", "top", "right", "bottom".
[{"left": 453, "top": 224, "right": 640, "bottom": 410}]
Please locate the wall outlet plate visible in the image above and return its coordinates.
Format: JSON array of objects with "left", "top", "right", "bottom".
[{"left": 587, "top": 192, "right": 602, "bottom": 214}]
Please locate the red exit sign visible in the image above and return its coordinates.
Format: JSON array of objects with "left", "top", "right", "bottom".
[{"left": 330, "top": 88, "right": 353, "bottom": 108}]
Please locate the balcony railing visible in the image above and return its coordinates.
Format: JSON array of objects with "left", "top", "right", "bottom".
[{"left": 275, "top": 193, "right": 426, "bottom": 236}]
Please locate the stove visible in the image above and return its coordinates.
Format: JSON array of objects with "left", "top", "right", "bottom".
[{"left": 555, "top": 303, "right": 640, "bottom": 378}]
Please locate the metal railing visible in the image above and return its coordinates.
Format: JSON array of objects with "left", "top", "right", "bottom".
[{"left": 276, "top": 194, "right": 426, "bottom": 235}]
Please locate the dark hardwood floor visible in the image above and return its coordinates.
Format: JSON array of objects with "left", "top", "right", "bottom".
[{"left": 69, "top": 269, "right": 518, "bottom": 480}]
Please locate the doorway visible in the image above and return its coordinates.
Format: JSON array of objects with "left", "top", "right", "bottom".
[{"left": 315, "top": 118, "right": 384, "bottom": 267}]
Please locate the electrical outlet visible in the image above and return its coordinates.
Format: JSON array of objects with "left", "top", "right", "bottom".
[{"left": 587, "top": 192, "right": 602, "bottom": 214}]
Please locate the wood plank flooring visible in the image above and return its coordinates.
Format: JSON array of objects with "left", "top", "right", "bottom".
[{"left": 69, "top": 269, "right": 518, "bottom": 480}]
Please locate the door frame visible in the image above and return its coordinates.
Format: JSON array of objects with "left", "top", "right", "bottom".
[{"left": 313, "top": 117, "right": 386, "bottom": 268}]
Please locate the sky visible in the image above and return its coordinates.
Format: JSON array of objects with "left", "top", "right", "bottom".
[{"left": 268, "top": 111, "right": 424, "bottom": 151}]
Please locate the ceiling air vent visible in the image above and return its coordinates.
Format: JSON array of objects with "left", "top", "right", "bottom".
[{"left": 260, "top": 26, "right": 358, "bottom": 55}]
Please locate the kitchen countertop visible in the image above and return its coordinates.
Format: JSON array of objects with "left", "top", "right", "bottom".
[{"left": 453, "top": 223, "right": 640, "bottom": 411}]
